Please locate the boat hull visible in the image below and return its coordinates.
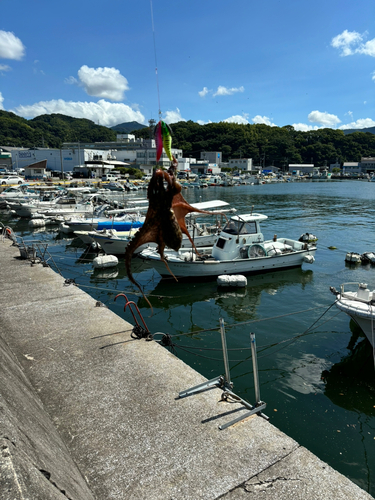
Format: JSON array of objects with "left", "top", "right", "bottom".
[
  {"left": 335, "top": 296, "right": 375, "bottom": 348},
  {"left": 67, "top": 219, "right": 144, "bottom": 232},
  {"left": 90, "top": 232, "right": 219, "bottom": 256},
  {"left": 138, "top": 247, "right": 316, "bottom": 280}
]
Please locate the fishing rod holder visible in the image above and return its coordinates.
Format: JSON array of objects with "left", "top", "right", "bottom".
[
  {"left": 178, "top": 318, "right": 268, "bottom": 429},
  {"left": 114, "top": 293, "right": 151, "bottom": 339}
]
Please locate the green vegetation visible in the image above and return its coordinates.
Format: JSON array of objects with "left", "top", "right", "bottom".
[
  {"left": 135, "top": 121, "right": 375, "bottom": 168},
  {"left": 111, "top": 121, "right": 147, "bottom": 133},
  {"left": 0, "top": 111, "right": 116, "bottom": 148},
  {"left": 117, "top": 167, "right": 144, "bottom": 179},
  {"left": 0, "top": 111, "right": 374, "bottom": 169}
]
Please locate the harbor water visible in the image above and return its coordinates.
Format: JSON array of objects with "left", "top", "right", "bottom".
[{"left": 2, "top": 179, "right": 375, "bottom": 496}]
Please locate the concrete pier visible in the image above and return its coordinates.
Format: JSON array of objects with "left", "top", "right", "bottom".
[{"left": 0, "top": 237, "right": 373, "bottom": 500}]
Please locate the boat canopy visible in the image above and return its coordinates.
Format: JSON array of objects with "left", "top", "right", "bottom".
[
  {"left": 222, "top": 213, "right": 268, "bottom": 236},
  {"left": 191, "top": 199, "right": 229, "bottom": 210},
  {"left": 230, "top": 213, "right": 268, "bottom": 222}
]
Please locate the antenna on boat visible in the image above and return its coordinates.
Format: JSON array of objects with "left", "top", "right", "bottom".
[{"left": 250, "top": 205, "right": 254, "bottom": 215}]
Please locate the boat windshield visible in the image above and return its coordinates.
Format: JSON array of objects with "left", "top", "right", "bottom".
[{"left": 223, "top": 219, "right": 257, "bottom": 235}]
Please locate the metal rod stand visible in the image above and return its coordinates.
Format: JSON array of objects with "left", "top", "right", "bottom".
[{"left": 178, "top": 320, "right": 268, "bottom": 429}]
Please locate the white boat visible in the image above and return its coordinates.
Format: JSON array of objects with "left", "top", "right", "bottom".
[
  {"left": 64, "top": 211, "right": 145, "bottom": 233},
  {"left": 0, "top": 184, "right": 59, "bottom": 209},
  {"left": 11, "top": 192, "right": 109, "bottom": 218},
  {"left": 9, "top": 193, "right": 81, "bottom": 217},
  {"left": 330, "top": 282, "right": 375, "bottom": 348},
  {"left": 63, "top": 199, "right": 148, "bottom": 233},
  {"left": 0, "top": 184, "right": 39, "bottom": 205},
  {"left": 88, "top": 222, "right": 219, "bottom": 255},
  {"left": 320, "top": 169, "right": 332, "bottom": 180},
  {"left": 138, "top": 212, "right": 317, "bottom": 279},
  {"left": 88, "top": 199, "right": 234, "bottom": 255}
]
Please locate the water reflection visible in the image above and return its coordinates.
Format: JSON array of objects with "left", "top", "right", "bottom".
[
  {"left": 277, "top": 352, "right": 328, "bottom": 396},
  {"left": 321, "top": 327, "right": 375, "bottom": 416},
  {"left": 133, "top": 267, "right": 314, "bottom": 324}
]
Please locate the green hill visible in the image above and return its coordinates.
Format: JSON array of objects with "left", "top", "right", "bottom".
[
  {"left": 111, "top": 121, "right": 147, "bottom": 133},
  {"left": 133, "top": 121, "right": 375, "bottom": 167},
  {"left": 0, "top": 110, "right": 374, "bottom": 168},
  {"left": 343, "top": 126, "right": 375, "bottom": 135},
  {"left": 0, "top": 111, "right": 116, "bottom": 148}
]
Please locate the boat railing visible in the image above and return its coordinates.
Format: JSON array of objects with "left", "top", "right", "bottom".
[{"left": 340, "top": 282, "right": 374, "bottom": 304}]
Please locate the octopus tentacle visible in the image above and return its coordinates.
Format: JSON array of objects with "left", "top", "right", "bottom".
[
  {"left": 124, "top": 167, "right": 182, "bottom": 315},
  {"left": 172, "top": 191, "right": 228, "bottom": 254}
]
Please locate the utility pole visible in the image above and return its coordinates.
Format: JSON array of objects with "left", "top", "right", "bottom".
[{"left": 60, "top": 148, "right": 63, "bottom": 179}]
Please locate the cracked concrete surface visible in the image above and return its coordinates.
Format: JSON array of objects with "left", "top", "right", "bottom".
[{"left": 223, "top": 446, "right": 372, "bottom": 499}]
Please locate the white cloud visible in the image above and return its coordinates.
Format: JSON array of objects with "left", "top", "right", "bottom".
[
  {"left": 198, "top": 86, "right": 210, "bottom": 97},
  {"left": 197, "top": 119, "right": 212, "bottom": 125},
  {"left": 11, "top": 99, "right": 145, "bottom": 128},
  {"left": 213, "top": 85, "right": 244, "bottom": 97},
  {"left": 292, "top": 123, "right": 320, "bottom": 132},
  {"left": 308, "top": 110, "right": 341, "bottom": 126},
  {"left": 163, "top": 108, "right": 186, "bottom": 124},
  {"left": 65, "top": 76, "right": 78, "bottom": 85},
  {"left": 0, "top": 64, "right": 11, "bottom": 73},
  {"left": 356, "top": 38, "right": 375, "bottom": 57},
  {"left": 372, "top": 71, "right": 375, "bottom": 82},
  {"left": 331, "top": 30, "right": 363, "bottom": 56},
  {"left": 252, "top": 115, "right": 276, "bottom": 126},
  {"left": 339, "top": 118, "right": 375, "bottom": 130},
  {"left": 0, "top": 31, "right": 25, "bottom": 60},
  {"left": 331, "top": 30, "right": 375, "bottom": 57},
  {"left": 72, "top": 65, "right": 129, "bottom": 101},
  {"left": 0, "top": 92, "right": 4, "bottom": 110},
  {"left": 223, "top": 114, "right": 250, "bottom": 124}
]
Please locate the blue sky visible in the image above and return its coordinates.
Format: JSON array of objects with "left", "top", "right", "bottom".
[{"left": 0, "top": 0, "right": 374, "bottom": 131}]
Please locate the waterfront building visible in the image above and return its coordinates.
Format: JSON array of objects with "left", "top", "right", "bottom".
[
  {"left": 0, "top": 148, "right": 12, "bottom": 170},
  {"left": 228, "top": 158, "right": 253, "bottom": 172},
  {"left": 288, "top": 164, "right": 314, "bottom": 175},
  {"left": 360, "top": 157, "right": 375, "bottom": 174},
  {"left": 342, "top": 162, "right": 361, "bottom": 175},
  {"left": 200, "top": 151, "right": 222, "bottom": 165}
]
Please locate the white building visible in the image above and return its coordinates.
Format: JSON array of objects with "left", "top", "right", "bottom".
[
  {"left": 0, "top": 146, "right": 111, "bottom": 174},
  {"left": 136, "top": 140, "right": 183, "bottom": 176},
  {"left": 228, "top": 158, "right": 253, "bottom": 172},
  {"left": 360, "top": 157, "right": 375, "bottom": 173},
  {"left": 288, "top": 164, "right": 315, "bottom": 175},
  {"left": 342, "top": 162, "right": 361, "bottom": 175},
  {"left": 177, "top": 157, "right": 196, "bottom": 172},
  {"left": 200, "top": 151, "right": 222, "bottom": 165}
]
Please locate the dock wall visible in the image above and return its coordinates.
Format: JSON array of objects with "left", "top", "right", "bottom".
[{"left": 0, "top": 237, "right": 373, "bottom": 499}]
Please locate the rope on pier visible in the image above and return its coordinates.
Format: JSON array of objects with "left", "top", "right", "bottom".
[{"left": 151, "top": 301, "right": 340, "bottom": 363}]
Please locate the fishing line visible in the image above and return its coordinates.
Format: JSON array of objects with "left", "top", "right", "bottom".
[{"left": 150, "top": 0, "right": 162, "bottom": 121}]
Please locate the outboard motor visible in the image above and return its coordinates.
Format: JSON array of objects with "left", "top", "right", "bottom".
[{"left": 299, "top": 233, "right": 318, "bottom": 244}]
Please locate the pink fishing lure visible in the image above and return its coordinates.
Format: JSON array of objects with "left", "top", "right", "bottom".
[
  {"left": 154, "top": 120, "right": 173, "bottom": 163},
  {"left": 154, "top": 121, "right": 163, "bottom": 163}
]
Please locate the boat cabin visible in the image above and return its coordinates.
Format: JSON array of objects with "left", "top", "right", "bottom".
[{"left": 212, "top": 214, "right": 267, "bottom": 260}]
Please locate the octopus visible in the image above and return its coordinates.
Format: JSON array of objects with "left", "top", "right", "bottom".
[
  {"left": 125, "top": 159, "right": 228, "bottom": 313},
  {"left": 125, "top": 163, "right": 182, "bottom": 313}
]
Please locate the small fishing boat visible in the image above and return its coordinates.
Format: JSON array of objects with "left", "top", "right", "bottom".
[
  {"left": 88, "top": 199, "right": 234, "bottom": 255},
  {"left": 330, "top": 282, "right": 375, "bottom": 348},
  {"left": 63, "top": 200, "right": 148, "bottom": 233},
  {"left": 138, "top": 212, "right": 317, "bottom": 279}
]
